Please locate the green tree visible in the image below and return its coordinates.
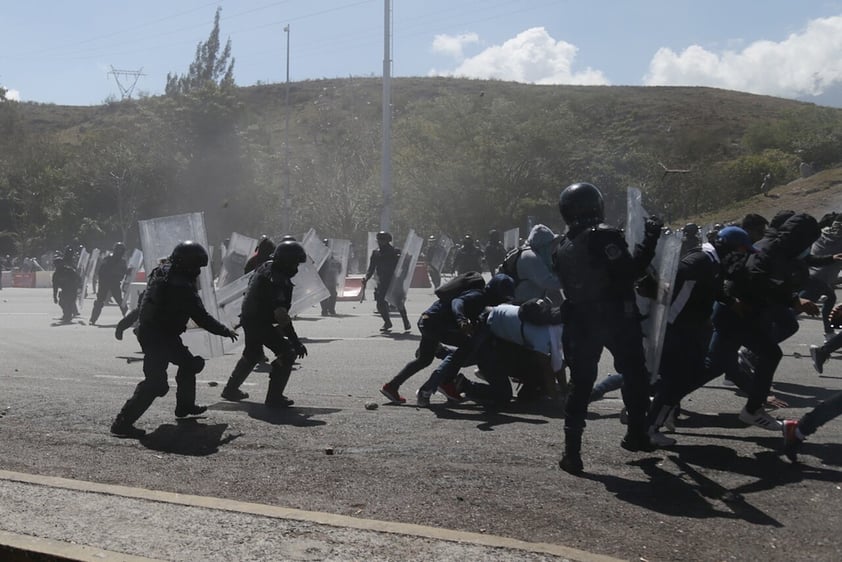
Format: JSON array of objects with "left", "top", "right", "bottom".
[{"left": 165, "top": 7, "right": 235, "bottom": 96}]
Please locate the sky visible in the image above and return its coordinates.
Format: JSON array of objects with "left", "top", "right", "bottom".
[{"left": 3, "top": 0, "right": 842, "bottom": 107}]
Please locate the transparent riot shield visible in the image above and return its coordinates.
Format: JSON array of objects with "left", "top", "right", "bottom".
[
  {"left": 626, "top": 188, "right": 682, "bottom": 379},
  {"left": 366, "top": 232, "right": 378, "bottom": 276},
  {"left": 137, "top": 212, "right": 223, "bottom": 358},
  {"left": 290, "top": 260, "right": 330, "bottom": 317},
  {"left": 215, "top": 272, "right": 252, "bottom": 353},
  {"left": 427, "top": 235, "right": 453, "bottom": 273},
  {"left": 386, "top": 229, "right": 424, "bottom": 308},
  {"left": 327, "top": 239, "right": 351, "bottom": 298},
  {"left": 83, "top": 249, "right": 100, "bottom": 300},
  {"left": 76, "top": 249, "right": 90, "bottom": 312},
  {"left": 503, "top": 228, "right": 520, "bottom": 251},
  {"left": 218, "top": 232, "right": 257, "bottom": 288},
  {"left": 302, "top": 228, "right": 330, "bottom": 271},
  {"left": 122, "top": 249, "right": 143, "bottom": 306}
]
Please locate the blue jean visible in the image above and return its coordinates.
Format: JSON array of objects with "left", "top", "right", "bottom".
[
  {"left": 800, "top": 390, "right": 842, "bottom": 436},
  {"left": 420, "top": 323, "right": 490, "bottom": 393},
  {"left": 388, "top": 315, "right": 467, "bottom": 388}
]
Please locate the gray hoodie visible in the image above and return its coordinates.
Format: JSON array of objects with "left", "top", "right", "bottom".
[{"left": 514, "top": 224, "right": 563, "bottom": 304}]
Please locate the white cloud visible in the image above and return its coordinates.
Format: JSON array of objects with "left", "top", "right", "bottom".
[
  {"left": 644, "top": 15, "right": 842, "bottom": 98},
  {"left": 429, "top": 27, "right": 609, "bottom": 86},
  {"left": 3, "top": 88, "right": 20, "bottom": 101},
  {"left": 432, "top": 32, "right": 480, "bottom": 59}
]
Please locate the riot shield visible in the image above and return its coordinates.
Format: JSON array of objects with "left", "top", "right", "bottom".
[
  {"left": 76, "top": 249, "right": 90, "bottom": 312},
  {"left": 327, "top": 239, "right": 351, "bottom": 298},
  {"left": 625, "top": 188, "right": 682, "bottom": 379},
  {"left": 217, "top": 232, "right": 257, "bottom": 288},
  {"left": 386, "top": 229, "right": 423, "bottom": 308},
  {"left": 503, "top": 228, "right": 520, "bottom": 251},
  {"left": 137, "top": 212, "right": 223, "bottom": 358},
  {"left": 83, "top": 249, "right": 100, "bottom": 300},
  {"left": 427, "top": 235, "right": 454, "bottom": 273},
  {"left": 290, "top": 260, "right": 330, "bottom": 317},
  {"left": 215, "top": 272, "right": 252, "bottom": 353},
  {"left": 366, "top": 232, "right": 378, "bottom": 277},
  {"left": 302, "top": 229, "right": 330, "bottom": 271},
  {"left": 122, "top": 249, "right": 143, "bottom": 306}
]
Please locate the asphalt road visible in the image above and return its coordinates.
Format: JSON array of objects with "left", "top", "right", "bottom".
[{"left": 0, "top": 286, "right": 840, "bottom": 561}]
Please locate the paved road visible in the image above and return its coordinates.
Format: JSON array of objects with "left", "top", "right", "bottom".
[{"left": 0, "top": 286, "right": 840, "bottom": 561}]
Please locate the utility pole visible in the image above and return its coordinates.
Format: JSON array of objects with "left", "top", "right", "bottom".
[
  {"left": 380, "top": 0, "right": 392, "bottom": 232},
  {"left": 107, "top": 66, "right": 145, "bottom": 99},
  {"left": 283, "top": 25, "right": 292, "bottom": 234}
]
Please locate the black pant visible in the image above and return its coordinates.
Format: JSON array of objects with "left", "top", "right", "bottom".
[
  {"left": 563, "top": 303, "right": 651, "bottom": 433},
  {"left": 387, "top": 316, "right": 467, "bottom": 388},
  {"left": 115, "top": 330, "right": 203, "bottom": 424},
  {"left": 91, "top": 278, "right": 126, "bottom": 323}
]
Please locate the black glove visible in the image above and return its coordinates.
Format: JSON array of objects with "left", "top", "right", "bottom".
[
  {"left": 644, "top": 215, "right": 664, "bottom": 240},
  {"left": 295, "top": 342, "right": 308, "bottom": 358},
  {"left": 225, "top": 328, "right": 239, "bottom": 343}
]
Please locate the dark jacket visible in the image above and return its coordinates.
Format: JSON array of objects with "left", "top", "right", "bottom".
[
  {"left": 138, "top": 264, "right": 230, "bottom": 337},
  {"left": 366, "top": 245, "right": 400, "bottom": 284}
]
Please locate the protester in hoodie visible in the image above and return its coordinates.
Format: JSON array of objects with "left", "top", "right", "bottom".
[
  {"left": 801, "top": 218, "right": 842, "bottom": 338},
  {"left": 513, "top": 224, "right": 563, "bottom": 305}
]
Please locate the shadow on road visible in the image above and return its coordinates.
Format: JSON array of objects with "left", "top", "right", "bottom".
[
  {"left": 210, "top": 400, "right": 338, "bottom": 427},
  {"left": 768, "top": 381, "right": 842, "bottom": 407},
  {"left": 431, "top": 404, "right": 549, "bottom": 431},
  {"left": 141, "top": 419, "right": 241, "bottom": 456}
]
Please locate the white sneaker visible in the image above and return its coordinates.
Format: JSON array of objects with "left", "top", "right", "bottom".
[
  {"left": 648, "top": 428, "right": 676, "bottom": 448},
  {"left": 739, "top": 406, "right": 783, "bottom": 431}
]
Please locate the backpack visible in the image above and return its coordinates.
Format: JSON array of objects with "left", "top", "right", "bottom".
[
  {"left": 434, "top": 271, "right": 486, "bottom": 303},
  {"left": 498, "top": 246, "right": 527, "bottom": 284},
  {"left": 518, "top": 297, "right": 563, "bottom": 325}
]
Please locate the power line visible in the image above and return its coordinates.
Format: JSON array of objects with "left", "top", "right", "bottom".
[{"left": 108, "top": 66, "right": 146, "bottom": 99}]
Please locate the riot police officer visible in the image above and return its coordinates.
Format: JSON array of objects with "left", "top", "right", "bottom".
[
  {"left": 90, "top": 242, "right": 129, "bottom": 325},
  {"left": 362, "top": 231, "right": 410, "bottom": 332},
  {"left": 51, "top": 256, "right": 81, "bottom": 323},
  {"left": 484, "top": 229, "right": 506, "bottom": 275},
  {"left": 553, "top": 182, "right": 662, "bottom": 475},
  {"left": 110, "top": 241, "right": 238, "bottom": 438},
  {"left": 453, "top": 234, "right": 484, "bottom": 274},
  {"left": 221, "top": 240, "right": 308, "bottom": 407},
  {"left": 244, "top": 235, "right": 275, "bottom": 274}
]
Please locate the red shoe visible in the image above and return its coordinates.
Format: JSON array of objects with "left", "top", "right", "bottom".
[
  {"left": 380, "top": 383, "right": 406, "bottom": 404},
  {"left": 438, "top": 381, "right": 463, "bottom": 402}
]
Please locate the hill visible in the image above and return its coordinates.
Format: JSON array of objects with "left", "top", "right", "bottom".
[{"left": 3, "top": 78, "right": 842, "bottom": 254}]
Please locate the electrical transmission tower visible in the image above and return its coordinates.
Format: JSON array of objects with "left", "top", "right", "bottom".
[{"left": 108, "top": 65, "right": 145, "bottom": 99}]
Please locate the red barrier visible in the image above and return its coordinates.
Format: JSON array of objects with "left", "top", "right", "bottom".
[
  {"left": 337, "top": 275, "right": 364, "bottom": 301},
  {"left": 410, "top": 261, "right": 431, "bottom": 288},
  {"left": 12, "top": 272, "right": 35, "bottom": 288}
]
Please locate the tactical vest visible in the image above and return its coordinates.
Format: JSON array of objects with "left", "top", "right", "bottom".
[{"left": 554, "top": 225, "right": 627, "bottom": 304}]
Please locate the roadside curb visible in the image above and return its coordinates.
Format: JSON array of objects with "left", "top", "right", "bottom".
[{"left": 0, "top": 470, "right": 620, "bottom": 562}]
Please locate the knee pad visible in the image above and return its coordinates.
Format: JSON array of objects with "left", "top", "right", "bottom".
[
  {"left": 191, "top": 355, "right": 206, "bottom": 375},
  {"left": 151, "top": 381, "right": 170, "bottom": 397}
]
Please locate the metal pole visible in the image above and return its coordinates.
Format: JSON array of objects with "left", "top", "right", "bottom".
[
  {"left": 283, "top": 24, "right": 291, "bottom": 234},
  {"left": 380, "top": 0, "right": 392, "bottom": 232}
]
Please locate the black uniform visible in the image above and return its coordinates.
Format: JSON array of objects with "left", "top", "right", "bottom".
[
  {"left": 554, "top": 221, "right": 659, "bottom": 465},
  {"left": 222, "top": 260, "right": 307, "bottom": 406},
  {"left": 365, "top": 242, "right": 410, "bottom": 331},
  {"left": 319, "top": 253, "right": 342, "bottom": 316},
  {"left": 52, "top": 263, "right": 81, "bottom": 323},
  {"left": 112, "top": 263, "right": 234, "bottom": 433},
  {"left": 90, "top": 252, "right": 128, "bottom": 324}
]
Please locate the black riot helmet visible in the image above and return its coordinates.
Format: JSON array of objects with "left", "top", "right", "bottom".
[
  {"left": 558, "top": 182, "right": 605, "bottom": 228},
  {"left": 376, "top": 231, "right": 392, "bottom": 244},
  {"left": 272, "top": 240, "right": 307, "bottom": 267},
  {"left": 488, "top": 229, "right": 500, "bottom": 243},
  {"left": 112, "top": 242, "right": 126, "bottom": 257},
  {"left": 281, "top": 235, "right": 297, "bottom": 242},
  {"left": 682, "top": 223, "right": 699, "bottom": 237},
  {"left": 256, "top": 236, "right": 275, "bottom": 255},
  {"left": 169, "top": 241, "right": 209, "bottom": 270}
]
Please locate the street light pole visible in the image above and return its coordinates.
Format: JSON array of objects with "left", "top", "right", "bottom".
[
  {"left": 380, "top": 0, "right": 392, "bottom": 232},
  {"left": 283, "top": 24, "right": 291, "bottom": 235}
]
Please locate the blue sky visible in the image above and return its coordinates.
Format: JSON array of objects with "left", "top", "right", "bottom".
[{"left": 3, "top": 0, "right": 842, "bottom": 107}]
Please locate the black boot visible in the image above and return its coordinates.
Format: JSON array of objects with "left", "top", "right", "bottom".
[
  {"left": 222, "top": 357, "right": 254, "bottom": 401},
  {"left": 110, "top": 388, "right": 154, "bottom": 439},
  {"left": 110, "top": 415, "right": 146, "bottom": 438},
  {"left": 265, "top": 360, "right": 294, "bottom": 408},
  {"left": 175, "top": 366, "right": 205, "bottom": 418},
  {"left": 559, "top": 429, "right": 584, "bottom": 475}
]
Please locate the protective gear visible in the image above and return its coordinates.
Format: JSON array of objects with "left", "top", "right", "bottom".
[
  {"left": 224, "top": 328, "right": 239, "bottom": 342},
  {"left": 190, "top": 355, "right": 206, "bottom": 375},
  {"left": 281, "top": 235, "right": 297, "bottom": 242},
  {"left": 273, "top": 306, "right": 292, "bottom": 328},
  {"left": 376, "top": 231, "right": 392, "bottom": 244},
  {"left": 169, "top": 241, "right": 209, "bottom": 269},
  {"left": 644, "top": 215, "right": 664, "bottom": 240},
  {"left": 295, "top": 342, "right": 308, "bottom": 358},
  {"left": 265, "top": 359, "right": 294, "bottom": 408},
  {"left": 488, "top": 229, "right": 500, "bottom": 243},
  {"left": 558, "top": 182, "right": 605, "bottom": 228},
  {"left": 112, "top": 242, "right": 126, "bottom": 257},
  {"left": 256, "top": 236, "right": 275, "bottom": 254},
  {"left": 272, "top": 241, "right": 307, "bottom": 267},
  {"left": 682, "top": 223, "right": 699, "bottom": 236}
]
